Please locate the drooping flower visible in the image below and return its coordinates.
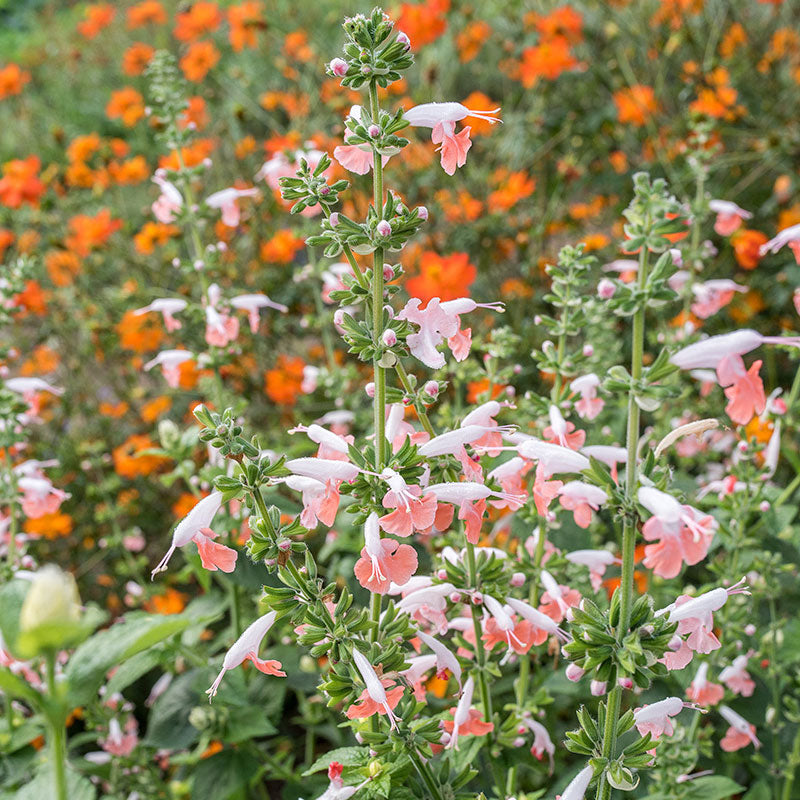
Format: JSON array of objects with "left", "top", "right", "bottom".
[
  {"left": 206, "top": 611, "right": 285, "bottom": 698},
  {"left": 686, "top": 662, "right": 724, "bottom": 706},
  {"left": 708, "top": 199, "right": 752, "bottom": 236},
  {"left": 101, "top": 718, "right": 138, "bottom": 757},
  {"left": 637, "top": 487, "right": 716, "bottom": 578},
  {"left": 443, "top": 675, "right": 493, "bottom": 748},
  {"left": 18, "top": 476, "right": 69, "bottom": 519},
  {"left": 633, "top": 696, "right": 697, "bottom": 740},
  {"left": 151, "top": 174, "right": 183, "bottom": 223},
  {"left": 134, "top": 297, "right": 188, "bottom": 332},
  {"left": 719, "top": 705, "right": 761, "bottom": 751},
  {"left": 521, "top": 716, "right": 555, "bottom": 771},
  {"left": 333, "top": 105, "right": 392, "bottom": 175},
  {"left": 404, "top": 102, "right": 501, "bottom": 175},
  {"left": 230, "top": 293, "right": 288, "bottom": 333},
  {"left": 516, "top": 439, "right": 590, "bottom": 478},
  {"left": 205, "top": 186, "right": 259, "bottom": 227},
  {"left": 205, "top": 284, "right": 240, "bottom": 347},
  {"left": 760, "top": 222, "right": 800, "bottom": 264},
  {"left": 346, "top": 647, "right": 404, "bottom": 729},
  {"left": 143, "top": 349, "right": 194, "bottom": 388},
  {"left": 481, "top": 594, "right": 537, "bottom": 656},
  {"left": 416, "top": 629, "right": 462, "bottom": 689},
  {"left": 570, "top": 374, "right": 604, "bottom": 420},
  {"left": 559, "top": 764, "right": 594, "bottom": 800},
  {"left": 285, "top": 457, "right": 361, "bottom": 483},
  {"left": 285, "top": 475, "right": 340, "bottom": 529},
  {"left": 557, "top": 482, "right": 607, "bottom": 529},
  {"left": 538, "top": 570, "right": 581, "bottom": 623},
  {"left": 151, "top": 491, "right": 237, "bottom": 577},
  {"left": 544, "top": 405, "right": 585, "bottom": 449},
  {"left": 718, "top": 655, "right": 755, "bottom": 697},
  {"left": 378, "top": 468, "right": 437, "bottom": 537},
  {"left": 396, "top": 580, "right": 455, "bottom": 634},
  {"left": 690, "top": 279, "right": 747, "bottom": 320},
  {"left": 353, "top": 513, "right": 418, "bottom": 594},
  {"left": 565, "top": 549, "right": 619, "bottom": 590}
]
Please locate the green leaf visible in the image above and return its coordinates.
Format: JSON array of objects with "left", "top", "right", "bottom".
[
  {"left": 0, "top": 667, "right": 41, "bottom": 707},
  {"left": 0, "top": 580, "right": 28, "bottom": 657},
  {"left": 12, "top": 765, "right": 95, "bottom": 800},
  {"left": 144, "top": 669, "right": 208, "bottom": 749},
  {"left": 66, "top": 610, "right": 218, "bottom": 706},
  {"left": 303, "top": 746, "right": 369, "bottom": 776},
  {"left": 681, "top": 776, "right": 745, "bottom": 800},
  {"left": 190, "top": 748, "right": 261, "bottom": 800}
]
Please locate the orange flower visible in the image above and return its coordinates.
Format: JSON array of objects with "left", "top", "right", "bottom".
[
  {"left": 461, "top": 91, "right": 500, "bottom": 136},
  {"left": 613, "top": 85, "right": 659, "bottom": 126},
  {"left": 518, "top": 36, "right": 580, "bottom": 87},
  {"left": 180, "top": 96, "right": 209, "bottom": 130},
  {"left": 467, "top": 379, "right": 505, "bottom": 404},
  {"left": 456, "top": 20, "right": 491, "bottom": 63},
  {"left": 489, "top": 170, "right": 536, "bottom": 212},
  {"left": 397, "top": 0, "right": 450, "bottom": 49},
  {"left": 283, "top": 30, "right": 314, "bottom": 62},
  {"left": 234, "top": 136, "right": 257, "bottom": 159},
  {"left": 24, "top": 512, "right": 73, "bottom": 540},
  {"left": 20, "top": 344, "right": 59, "bottom": 375},
  {"left": 106, "top": 87, "right": 145, "bottom": 127},
  {"left": 99, "top": 401, "right": 130, "bottom": 418},
  {"left": 180, "top": 41, "right": 220, "bottom": 82},
  {"left": 66, "top": 133, "right": 101, "bottom": 164},
  {"left": 109, "top": 156, "right": 149, "bottom": 185},
  {"left": 580, "top": 233, "right": 611, "bottom": 252},
  {"left": 159, "top": 138, "right": 215, "bottom": 170},
  {"left": 731, "top": 229, "right": 768, "bottom": 270},
  {"left": 228, "top": 2, "right": 265, "bottom": 51},
  {"left": 141, "top": 395, "right": 172, "bottom": 423},
  {"left": 145, "top": 588, "right": 188, "bottom": 615},
  {"left": 173, "top": 492, "right": 203, "bottom": 518},
  {"left": 0, "top": 63, "right": 31, "bottom": 100},
  {"left": 113, "top": 434, "right": 170, "bottom": 479},
  {"left": 174, "top": 2, "right": 222, "bottom": 41},
  {"left": 122, "top": 42, "right": 155, "bottom": 76},
  {"left": 0, "top": 156, "right": 45, "bottom": 208},
  {"left": 528, "top": 6, "right": 583, "bottom": 42},
  {"left": 133, "top": 221, "right": 179, "bottom": 254},
  {"left": 651, "top": 0, "right": 702, "bottom": 30},
  {"left": 45, "top": 250, "right": 81, "bottom": 287},
  {"left": 405, "top": 251, "right": 477, "bottom": 303},
  {"left": 77, "top": 3, "right": 115, "bottom": 39},
  {"left": 117, "top": 308, "right": 165, "bottom": 352},
  {"left": 260, "top": 229, "right": 305, "bottom": 263},
  {"left": 15, "top": 280, "right": 46, "bottom": 315},
  {"left": 65, "top": 209, "right": 121, "bottom": 256},
  {"left": 264, "top": 354, "right": 306, "bottom": 405},
  {"left": 127, "top": 1, "right": 167, "bottom": 29},
  {"left": 500, "top": 278, "right": 534, "bottom": 299},
  {"left": 0, "top": 229, "right": 14, "bottom": 260},
  {"left": 719, "top": 22, "right": 747, "bottom": 59},
  {"left": 609, "top": 150, "right": 628, "bottom": 174}
]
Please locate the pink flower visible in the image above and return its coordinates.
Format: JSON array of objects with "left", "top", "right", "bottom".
[
  {"left": 723, "top": 360, "right": 766, "bottom": 425},
  {"left": 205, "top": 284, "right": 239, "bottom": 347},
  {"left": 532, "top": 462, "right": 562, "bottom": 516},
  {"left": 419, "top": 423, "right": 513, "bottom": 458},
  {"left": 505, "top": 596, "right": 568, "bottom": 643},
  {"left": 719, "top": 705, "right": 761, "bottom": 751},
  {"left": 285, "top": 475, "right": 340, "bottom": 529},
  {"left": 570, "top": 374, "right": 604, "bottom": 420},
  {"left": 345, "top": 648, "right": 404, "bottom": 729},
  {"left": 151, "top": 174, "right": 183, "bottom": 223},
  {"left": 416, "top": 629, "right": 462, "bottom": 688},
  {"left": 718, "top": 655, "right": 755, "bottom": 697},
  {"left": 205, "top": 187, "right": 258, "bottom": 227},
  {"left": 558, "top": 765, "right": 594, "bottom": 800},
  {"left": 638, "top": 487, "right": 716, "bottom": 579},
  {"left": 134, "top": 298, "right": 188, "bottom": 332},
  {"left": 18, "top": 476, "right": 69, "bottom": 519},
  {"left": 760, "top": 222, "right": 800, "bottom": 263},
  {"left": 442, "top": 675, "right": 494, "bottom": 748},
  {"left": 151, "top": 491, "right": 237, "bottom": 578},
  {"left": 397, "top": 297, "right": 504, "bottom": 369},
  {"left": 404, "top": 102, "right": 501, "bottom": 175},
  {"left": 481, "top": 595, "right": 537, "bottom": 655},
  {"left": 285, "top": 457, "right": 361, "bottom": 483},
  {"left": 206, "top": 611, "right": 285, "bottom": 698},
  {"left": 538, "top": 570, "right": 581, "bottom": 623},
  {"left": 686, "top": 662, "right": 724, "bottom": 706},
  {"left": 101, "top": 718, "right": 138, "bottom": 757},
  {"left": 353, "top": 513, "right": 418, "bottom": 594},
  {"left": 522, "top": 717, "right": 555, "bottom": 771},
  {"left": 565, "top": 549, "right": 619, "bottom": 590},
  {"left": 378, "top": 469, "right": 437, "bottom": 537},
  {"left": 143, "top": 349, "right": 194, "bottom": 388},
  {"left": 396, "top": 581, "right": 454, "bottom": 634},
  {"left": 557, "top": 482, "right": 607, "bottom": 528},
  {"left": 461, "top": 400, "right": 509, "bottom": 454},
  {"left": 230, "top": 293, "right": 288, "bottom": 332},
  {"left": 289, "top": 423, "right": 353, "bottom": 461},
  {"left": 544, "top": 406, "right": 585, "bottom": 449},
  {"left": 517, "top": 439, "right": 590, "bottom": 478},
  {"left": 633, "top": 696, "right": 695, "bottom": 740},
  {"left": 708, "top": 199, "right": 752, "bottom": 237},
  {"left": 690, "top": 280, "right": 747, "bottom": 320}
]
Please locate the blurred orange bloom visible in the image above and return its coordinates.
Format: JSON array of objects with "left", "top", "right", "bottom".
[
  {"left": 145, "top": 588, "right": 188, "bottom": 615},
  {"left": 518, "top": 36, "right": 580, "bottom": 86},
  {"left": 260, "top": 230, "right": 305, "bottom": 263},
  {"left": 228, "top": 2, "right": 265, "bottom": 51},
  {"left": 134, "top": 221, "right": 180, "bottom": 254},
  {"left": 106, "top": 87, "right": 146, "bottom": 127},
  {"left": 159, "top": 139, "right": 215, "bottom": 170},
  {"left": 127, "top": 0, "right": 167, "bottom": 29},
  {"left": 405, "top": 251, "right": 477, "bottom": 303},
  {"left": 45, "top": 250, "right": 81, "bottom": 287},
  {"left": 461, "top": 91, "right": 500, "bottom": 136},
  {"left": 180, "top": 41, "right": 220, "bottom": 82},
  {"left": 397, "top": 0, "right": 450, "bottom": 49},
  {"left": 65, "top": 209, "right": 121, "bottom": 256},
  {"left": 117, "top": 309, "right": 165, "bottom": 352},
  {"left": 113, "top": 434, "right": 170, "bottom": 479},
  {"left": 109, "top": 156, "right": 149, "bottom": 185},
  {"left": 613, "top": 85, "right": 659, "bottom": 126},
  {"left": 174, "top": 2, "right": 222, "bottom": 41},
  {"left": 24, "top": 512, "right": 73, "bottom": 540},
  {"left": 15, "top": 280, "right": 47, "bottom": 315},
  {"left": 0, "top": 229, "right": 14, "bottom": 260},
  {"left": 77, "top": 3, "right": 115, "bottom": 39},
  {"left": 264, "top": 354, "right": 306, "bottom": 405},
  {"left": 122, "top": 42, "right": 155, "bottom": 76},
  {"left": 651, "top": 0, "right": 702, "bottom": 30},
  {"left": 731, "top": 229, "right": 768, "bottom": 270},
  {"left": 456, "top": 21, "right": 491, "bottom": 63},
  {"left": 284, "top": 31, "right": 314, "bottom": 62},
  {"left": 467, "top": 379, "right": 505, "bottom": 404},
  {"left": 66, "top": 133, "right": 101, "bottom": 164},
  {"left": 180, "top": 96, "right": 209, "bottom": 130},
  {"left": 527, "top": 6, "right": 583, "bottom": 41},
  {"left": 719, "top": 22, "right": 747, "bottom": 59},
  {"left": 99, "top": 401, "right": 130, "bottom": 418},
  {"left": 141, "top": 395, "right": 172, "bottom": 423},
  {"left": 21, "top": 344, "right": 59, "bottom": 375},
  {"left": 489, "top": 170, "right": 536, "bottom": 212},
  {"left": 0, "top": 64, "right": 31, "bottom": 99},
  {"left": 0, "top": 156, "right": 45, "bottom": 208}
]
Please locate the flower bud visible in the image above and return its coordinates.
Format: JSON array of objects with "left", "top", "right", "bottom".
[
  {"left": 760, "top": 501, "right": 770, "bottom": 512},
  {"left": 19, "top": 565, "right": 81, "bottom": 640},
  {"left": 382, "top": 329, "right": 397, "bottom": 347},
  {"left": 565, "top": 664, "right": 585, "bottom": 682},
  {"left": 329, "top": 58, "right": 348, "bottom": 77},
  {"left": 513, "top": 737, "right": 525, "bottom": 748},
  {"left": 744, "top": 624, "right": 756, "bottom": 636},
  {"left": 376, "top": 220, "right": 391, "bottom": 237},
  {"left": 423, "top": 380, "right": 439, "bottom": 399},
  {"left": 365, "top": 382, "right": 375, "bottom": 398},
  {"left": 368, "top": 124, "right": 380, "bottom": 138},
  {"left": 449, "top": 592, "right": 461, "bottom": 603},
  {"left": 471, "top": 592, "right": 483, "bottom": 605},
  {"left": 436, "top": 569, "right": 448, "bottom": 580},
  {"left": 383, "top": 264, "right": 395, "bottom": 281},
  {"left": 597, "top": 278, "right": 616, "bottom": 299},
  {"left": 590, "top": 680, "right": 607, "bottom": 696},
  {"left": 417, "top": 205, "right": 428, "bottom": 221},
  {"left": 582, "top": 344, "right": 594, "bottom": 357},
  {"left": 329, "top": 212, "right": 340, "bottom": 226},
  {"left": 396, "top": 31, "right": 410, "bottom": 49},
  {"left": 510, "top": 572, "right": 525, "bottom": 587},
  {"left": 333, "top": 309, "right": 345, "bottom": 326},
  {"left": 618, "top": 677, "right": 633, "bottom": 690}
]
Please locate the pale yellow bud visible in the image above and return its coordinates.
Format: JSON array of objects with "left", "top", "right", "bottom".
[{"left": 19, "top": 566, "right": 81, "bottom": 633}]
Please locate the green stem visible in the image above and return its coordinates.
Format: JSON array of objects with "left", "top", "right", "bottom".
[
  {"left": 465, "top": 541, "right": 493, "bottom": 735},
  {"left": 782, "top": 724, "right": 800, "bottom": 800},
  {"left": 769, "top": 596, "right": 782, "bottom": 800},
  {"left": 407, "top": 745, "right": 444, "bottom": 800},
  {"left": 45, "top": 654, "right": 67, "bottom": 800},
  {"left": 594, "top": 237, "right": 650, "bottom": 800},
  {"left": 395, "top": 361, "right": 435, "bottom": 436}
]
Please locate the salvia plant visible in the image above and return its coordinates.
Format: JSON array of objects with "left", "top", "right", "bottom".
[{"left": 3, "top": 6, "right": 800, "bottom": 800}]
